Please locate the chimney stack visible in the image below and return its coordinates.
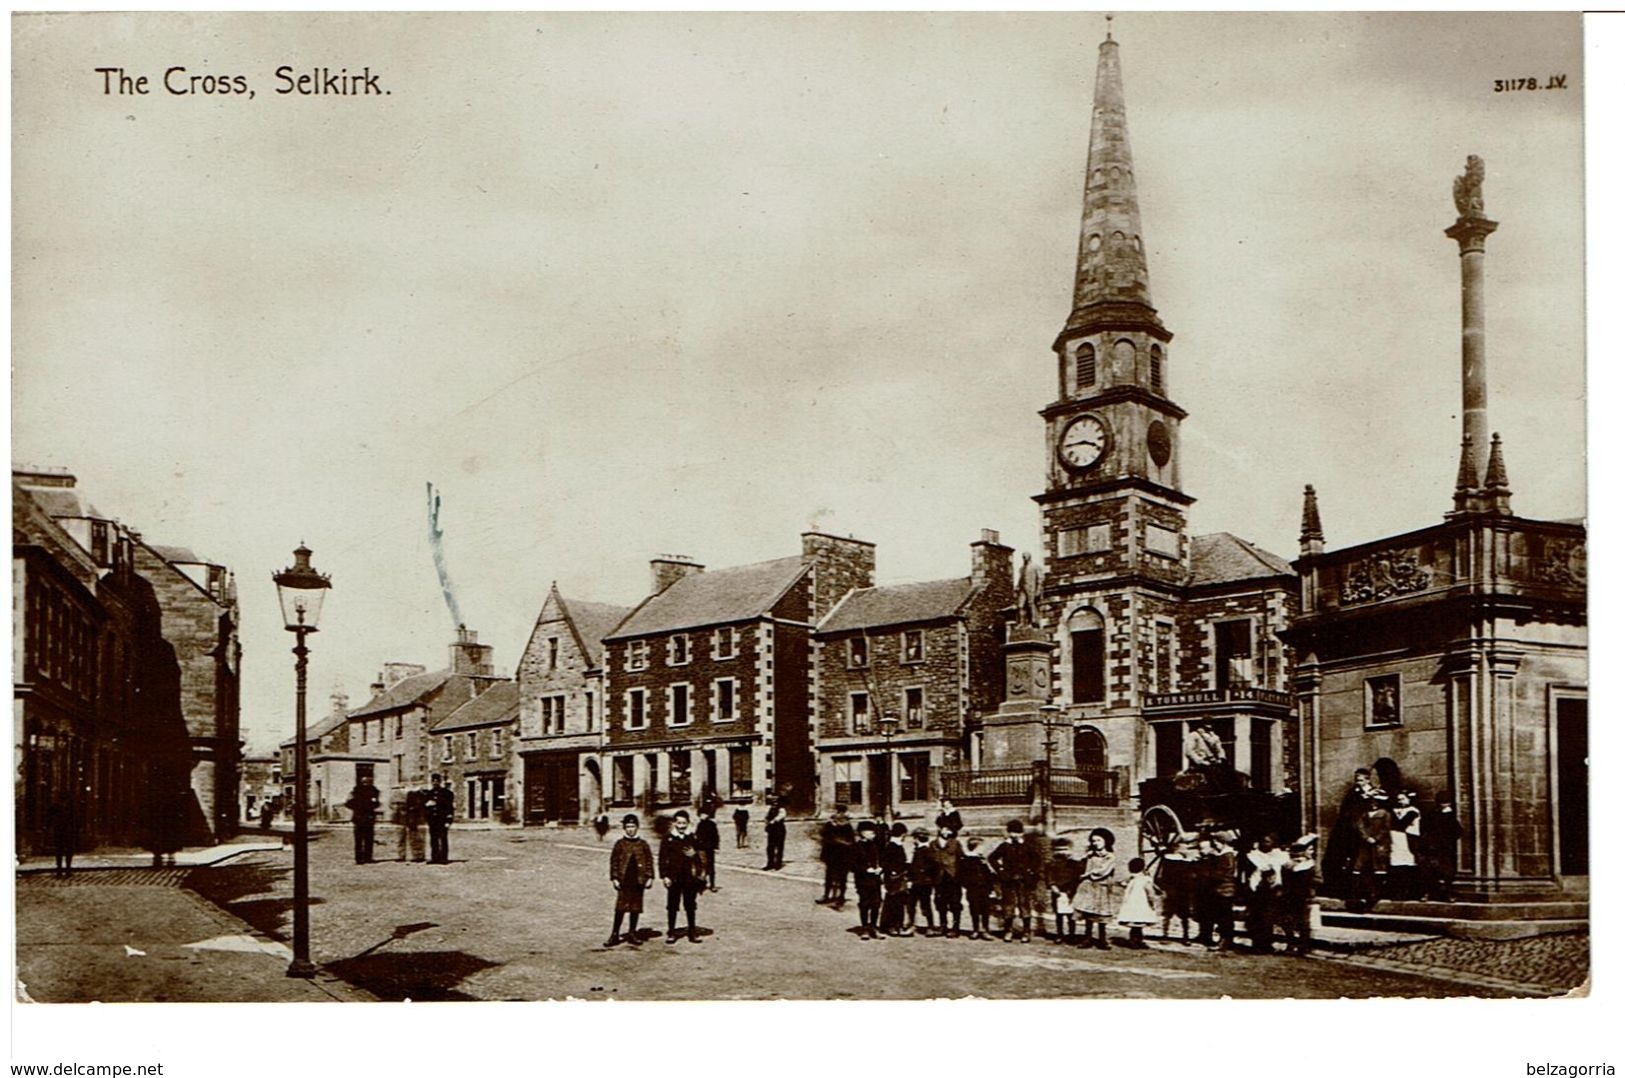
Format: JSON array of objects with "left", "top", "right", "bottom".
[
  {"left": 650, "top": 555, "right": 705, "bottom": 595},
  {"left": 970, "top": 528, "right": 1015, "bottom": 599},
  {"left": 801, "top": 531, "right": 877, "bottom": 622},
  {"left": 450, "top": 625, "right": 494, "bottom": 676}
]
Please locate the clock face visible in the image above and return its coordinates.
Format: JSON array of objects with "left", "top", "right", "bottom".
[
  {"left": 1147, "top": 420, "right": 1172, "bottom": 467},
  {"left": 1058, "top": 414, "right": 1109, "bottom": 471}
]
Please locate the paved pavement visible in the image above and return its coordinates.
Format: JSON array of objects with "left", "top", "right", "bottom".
[
  {"left": 13, "top": 824, "right": 1586, "bottom": 1001},
  {"left": 14, "top": 866, "right": 369, "bottom": 1003}
]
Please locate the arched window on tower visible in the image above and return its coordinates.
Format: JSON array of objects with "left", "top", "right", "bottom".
[
  {"left": 1066, "top": 608, "right": 1107, "bottom": 705},
  {"left": 1075, "top": 343, "right": 1096, "bottom": 392},
  {"left": 1072, "top": 726, "right": 1107, "bottom": 771},
  {"left": 1151, "top": 345, "right": 1165, "bottom": 394},
  {"left": 1112, "top": 339, "right": 1137, "bottom": 383}
]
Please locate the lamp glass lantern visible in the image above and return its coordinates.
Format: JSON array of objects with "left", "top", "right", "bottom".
[{"left": 273, "top": 544, "right": 331, "bottom": 632}]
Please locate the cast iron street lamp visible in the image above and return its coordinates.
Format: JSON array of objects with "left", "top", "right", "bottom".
[
  {"left": 879, "top": 710, "right": 900, "bottom": 822},
  {"left": 1039, "top": 702, "right": 1063, "bottom": 834},
  {"left": 273, "top": 543, "right": 331, "bottom": 979}
]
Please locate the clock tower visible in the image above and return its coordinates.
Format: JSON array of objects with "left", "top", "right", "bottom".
[{"left": 1040, "top": 32, "right": 1191, "bottom": 621}]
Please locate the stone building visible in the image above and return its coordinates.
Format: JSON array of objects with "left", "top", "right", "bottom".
[
  {"left": 341, "top": 627, "right": 507, "bottom": 816},
  {"left": 278, "top": 694, "right": 373, "bottom": 822},
  {"left": 13, "top": 467, "right": 237, "bottom": 850},
  {"left": 813, "top": 530, "right": 1013, "bottom": 818},
  {"left": 132, "top": 541, "right": 242, "bottom": 839},
  {"left": 1283, "top": 157, "right": 1587, "bottom": 910},
  {"left": 603, "top": 532, "right": 874, "bottom": 816},
  {"left": 432, "top": 680, "right": 520, "bottom": 822},
  {"left": 980, "top": 33, "right": 1298, "bottom": 834},
  {"left": 239, "top": 750, "right": 281, "bottom": 823},
  {"left": 514, "top": 584, "right": 630, "bottom": 825}
]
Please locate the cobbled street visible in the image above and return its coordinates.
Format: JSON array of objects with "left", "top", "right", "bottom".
[{"left": 65, "top": 825, "right": 1563, "bottom": 1002}]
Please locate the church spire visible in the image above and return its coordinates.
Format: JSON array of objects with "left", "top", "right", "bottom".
[
  {"left": 1064, "top": 31, "right": 1162, "bottom": 339},
  {"left": 1483, "top": 431, "right": 1513, "bottom": 514}
]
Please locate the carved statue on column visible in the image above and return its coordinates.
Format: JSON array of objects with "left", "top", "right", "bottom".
[
  {"left": 1453, "top": 155, "right": 1486, "bottom": 217},
  {"left": 1015, "top": 552, "right": 1042, "bottom": 628}
]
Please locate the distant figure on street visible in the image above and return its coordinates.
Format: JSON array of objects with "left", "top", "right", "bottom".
[
  {"left": 1116, "top": 856, "right": 1157, "bottom": 949},
  {"left": 1280, "top": 835, "right": 1318, "bottom": 956},
  {"left": 818, "top": 803, "right": 855, "bottom": 907},
  {"left": 990, "top": 819, "right": 1038, "bottom": 942},
  {"left": 147, "top": 783, "right": 186, "bottom": 867},
  {"left": 47, "top": 794, "right": 77, "bottom": 878},
  {"left": 1421, "top": 796, "right": 1463, "bottom": 901},
  {"left": 346, "top": 775, "right": 382, "bottom": 864},
  {"left": 594, "top": 812, "right": 612, "bottom": 843},
  {"left": 607, "top": 814, "right": 655, "bottom": 947},
  {"left": 696, "top": 805, "right": 721, "bottom": 892},
  {"left": 659, "top": 809, "right": 705, "bottom": 944},
  {"left": 958, "top": 837, "right": 996, "bottom": 940},
  {"left": 732, "top": 805, "right": 750, "bottom": 848},
  {"left": 397, "top": 787, "right": 427, "bottom": 863},
  {"left": 426, "top": 774, "right": 454, "bottom": 864},
  {"left": 928, "top": 825, "right": 964, "bottom": 938},
  {"left": 258, "top": 799, "right": 275, "bottom": 831},
  {"left": 880, "top": 822, "right": 912, "bottom": 936},
  {"left": 1074, "top": 828, "right": 1118, "bottom": 949},
  {"left": 1349, "top": 794, "right": 1393, "bottom": 912},
  {"left": 851, "top": 820, "right": 885, "bottom": 940},
  {"left": 763, "top": 796, "right": 788, "bottom": 870},
  {"left": 934, "top": 798, "right": 964, "bottom": 836},
  {"left": 1242, "top": 834, "right": 1289, "bottom": 954}
]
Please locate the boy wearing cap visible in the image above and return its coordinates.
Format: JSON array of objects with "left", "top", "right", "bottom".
[
  {"left": 958, "top": 837, "right": 997, "bottom": 940},
  {"left": 659, "top": 809, "right": 705, "bottom": 943},
  {"left": 1280, "top": 835, "right": 1318, "bottom": 956},
  {"left": 880, "top": 822, "right": 913, "bottom": 936},
  {"left": 908, "top": 827, "right": 938, "bottom": 936},
  {"left": 607, "top": 814, "right": 655, "bottom": 947},
  {"left": 851, "top": 819, "right": 885, "bottom": 940},
  {"left": 990, "top": 819, "right": 1038, "bottom": 942}
]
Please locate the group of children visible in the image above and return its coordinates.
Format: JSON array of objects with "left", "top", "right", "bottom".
[{"left": 604, "top": 804, "right": 1321, "bottom": 956}]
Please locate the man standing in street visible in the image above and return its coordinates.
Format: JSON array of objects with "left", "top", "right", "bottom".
[
  {"left": 660, "top": 810, "right": 705, "bottom": 943},
  {"left": 426, "top": 774, "right": 454, "bottom": 865},
  {"left": 695, "top": 804, "right": 722, "bottom": 892},
  {"left": 732, "top": 804, "right": 750, "bottom": 848},
  {"left": 818, "top": 803, "right": 855, "bottom": 908},
  {"left": 763, "top": 795, "right": 788, "bottom": 871},
  {"left": 345, "top": 774, "right": 382, "bottom": 864}
]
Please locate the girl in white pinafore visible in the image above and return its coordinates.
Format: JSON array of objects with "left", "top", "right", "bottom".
[{"left": 1116, "top": 856, "right": 1158, "bottom": 949}]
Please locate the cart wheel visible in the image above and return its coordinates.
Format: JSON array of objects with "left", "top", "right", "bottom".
[{"left": 1140, "top": 804, "right": 1184, "bottom": 858}]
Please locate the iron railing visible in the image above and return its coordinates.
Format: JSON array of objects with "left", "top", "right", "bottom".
[{"left": 939, "top": 765, "right": 1120, "bottom": 806}]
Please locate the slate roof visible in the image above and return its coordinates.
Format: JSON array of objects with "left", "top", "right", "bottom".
[
  {"left": 818, "top": 578, "right": 978, "bottom": 633},
  {"left": 1188, "top": 532, "right": 1294, "bottom": 587},
  {"left": 149, "top": 543, "right": 203, "bottom": 564},
  {"left": 432, "top": 680, "right": 520, "bottom": 733},
  {"left": 279, "top": 708, "right": 350, "bottom": 748},
  {"left": 606, "top": 556, "right": 809, "bottom": 639},
  {"left": 25, "top": 487, "right": 89, "bottom": 520},
  {"left": 560, "top": 597, "right": 633, "bottom": 665},
  {"left": 348, "top": 669, "right": 455, "bottom": 718}
]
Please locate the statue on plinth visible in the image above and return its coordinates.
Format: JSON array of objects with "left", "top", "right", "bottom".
[{"left": 1453, "top": 154, "right": 1485, "bottom": 218}]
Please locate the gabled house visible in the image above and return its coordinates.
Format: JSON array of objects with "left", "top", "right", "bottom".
[{"left": 515, "top": 584, "right": 631, "bottom": 825}]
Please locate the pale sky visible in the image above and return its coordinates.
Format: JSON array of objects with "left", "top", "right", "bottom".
[{"left": 11, "top": 12, "right": 1585, "bottom": 754}]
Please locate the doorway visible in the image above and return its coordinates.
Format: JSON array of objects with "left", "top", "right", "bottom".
[
  {"left": 1556, "top": 696, "right": 1588, "bottom": 876},
  {"left": 867, "top": 754, "right": 892, "bottom": 818}
]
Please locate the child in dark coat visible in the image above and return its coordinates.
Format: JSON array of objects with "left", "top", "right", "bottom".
[
  {"left": 607, "top": 814, "right": 655, "bottom": 946},
  {"left": 908, "top": 827, "right": 938, "bottom": 936},
  {"left": 852, "top": 819, "right": 885, "bottom": 940},
  {"left": 881, "top": 822, "right": 913, "bottom": 936},
  {"left": 958, "top": 837, "right": 997, "bottom": 940}
]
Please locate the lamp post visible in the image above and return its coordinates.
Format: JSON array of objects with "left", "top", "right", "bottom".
[
  {"left": 879, "top": 711, "right": 900, "bottom": 823},
  {"left": 273, "top": 543, "right": 331, "bottom": 979},
  {"left": 1039, "top": 702, "right": 1063, "bottom": 834}
]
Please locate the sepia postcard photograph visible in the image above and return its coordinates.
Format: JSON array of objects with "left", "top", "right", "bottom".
[{"left": 5, "top": 8, "right": 1612, "bottom": 1073}]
